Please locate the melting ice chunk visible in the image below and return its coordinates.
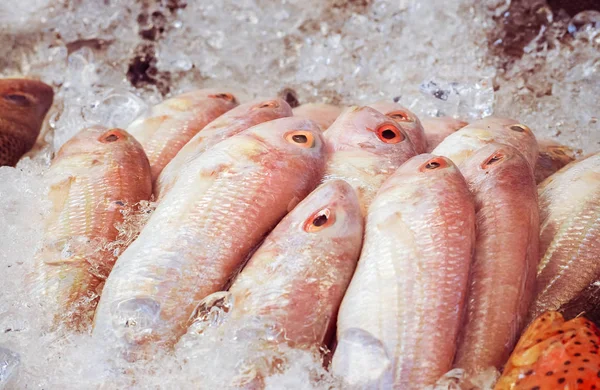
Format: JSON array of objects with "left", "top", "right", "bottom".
[
  {"left": 332, "top": 327, "right": 393, "bottom": 389},
  {"left": 0, "top": 346, "right": 20, "bottom": 388}
]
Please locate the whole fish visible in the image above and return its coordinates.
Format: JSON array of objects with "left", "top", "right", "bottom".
[
  {"left": 421, "top": 116, "right": 468, "bottom": 152},
  {"left": 228, "top": 180, "right": 363, "bottom": 349},
  {"left": 292, "top": 103, "right": 343, "bottom": 131},
  {"left": 534, "top": 138, "right": 578, "bottom": 184},
  {"left": 126, "top": 89, "right": 238, "bottom": 182},
  {"left": 495, "top": 311, "right": 600, "bottom": 390},
  {"left": 332, "top": 154, "right": 476, "bottom": 389},
  {"left": 323, "top": 106, "right": 417, "bottom": 215},
  {"left": 0, "top": 78, "right": 53, "bottom": 166},
  {"left": 432, "top": 117, "right": 539, "bottom": 168},
  {"left": 32, "top": 126, "right": 152, "bottom": 330},
  {"left": 454, "top": 144, "right": 539, "bottom": 374},
  {"left": 367, "top": 101, "right": 427, "bottom": 154},
  {"left": 529, "top": 152, "right": 600, "bottom": 321},
  {"left": 93, "top": 117, "right": 326, "bottom": 356},
  {"left": 155, "top": 98, "right": 292, "bottom": 198}
]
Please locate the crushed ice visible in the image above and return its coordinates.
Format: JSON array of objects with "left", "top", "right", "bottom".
[{"left": 0, "top": 0, "right": 598, "bottom": 388}]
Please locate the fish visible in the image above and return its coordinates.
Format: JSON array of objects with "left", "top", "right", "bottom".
[
  {"left": 125, "top": 89, "right": 238, "bottom": 182},
  {"left": 292, "top": 103, "right": 343, "bottom": 131},
  {"left": 453, "top": 144, "right": 539, "bottom": 374},
  {"left": 228, "top": 180, "right": 363, "bottom": 349},
  {"left": 92, "top": 117, "right": 326, "bottom": 357},
  {"left": 155, "top": 98, "right": 292, "bottom": 198},
  {"left": 0, "top": 78, "right": 53, "bottom": 166},
  {"left": 495, "top": 311, "right": 600, "bottom": 390},
  {"left": 367, "top": 101, "right": 427, "bottom": 154},
  {"left": 534, "top": 138, "right": 578, "bottom": 184},
  {"left": 332, "top": 154, "right": 476, "bottom": 389},
  {"left": 32, "top": 126, "right": 152, "bottom": 330},
  {"left": 432, "top": 117, "right": 539, "bottom": 168},
  {"left": 529, "top": 152, "right": 600, "bottom": 321},
  {"left": 323, "top": 106, "right": 417, "bottom": 215},
  {"left": 421, "top": 116, "right": 468, "bottom": 152}
]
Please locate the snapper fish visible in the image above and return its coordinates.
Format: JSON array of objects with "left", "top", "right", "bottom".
[
  {"left": 32, "top": 126, "right": 152, "bottom": 330},
  {"left": 93, "top": 117, "right": 326, "bottom": 358},
  {"left": 323, "top": 106, "right": 417, "bottom": 215},
  {"left": 155, "top": 97, "right": 292, "bottom": 198},
  {"left": 367, "top": 100, "right": 427, "bottom": 154},
  {"left": 332, "top": 154, "right": 476, "bottom": 389},
  {"left": 126, "top": 88, "right": 238, "bottom": 182}
]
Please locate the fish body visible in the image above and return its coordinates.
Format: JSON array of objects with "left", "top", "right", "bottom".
[
  {"left": 0, "top": 78, "right": 53, "bottom": 166},
  {"left": 93, "top": 117, "right": 326, "bottom": 355},
  {"left": 126, "top": 89, "right": 238, "bottom": 182},
  {"left": 228, "top": 180, "right": 363, "bottom": 349},
  {"left": 454, "top": 144, "right": 539, "bottom": 373},
  {"left": 534, "top": 138, "right": 578, "bottom": 184},
  {"left": 332, "top": 154, "right": 476, "bottom": 389},
  {"left": 529, "top": 152, "right": 600, "bottom": 320},
  {"left": 432, "top": 117, "right": 538, "bottom": 168},
  {"left": 367, "top": 101, "right": 427, "bottom": 154},
  {"left": 495, "top": 311, "right": 600, "bottom": 390},
  {"left": 421, "top": 116, "right": 468, "bottom": 152},
  {"left": 323, "top": 106, "right": 417, "bottom": 214},
  {"left": 155, "top": 98, "right": 292, "bottom": 198},
  {"left": 292, "top": 103, "right": 343, "bottom": 131},
  {"left": 32, "top": 126, "right": 152, "bottom": 329}
]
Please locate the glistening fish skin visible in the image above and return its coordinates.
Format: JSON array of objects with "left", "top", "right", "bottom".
[
  {"left": 432, "top": 117, "right": 539, "bottom": 168},
  {"left": 495, "top": 312, "right": 600, "bottom": 390},
  {"left": 93, "top": 117, "right": 326, "bottom": 356},
  {"left": 454, "top": 144, "right": 539, "bottom": 374},
  {"left": 367, "top": 101, "right": 427, "bottom": 154},
  {"left": 323, "top": 106, "right": 417, "bottom": 215},
  {"left": 529, "top": 152, "right": 600, "bottom": 321},
  {"left": 332, "top": 154, "right": 476, "bottom": 389},
  {"left": 155, "top": 98, "right": 292, "bottom": 198},
  {"left": 0, "top": 78, "right": 53, "bottom": 166},
  {"left": 534, "top": 138, "right": 578, "bottom": 184},
  {"left": 32, "top": 126, "right": 152, "bottom": 330},
  {"left": 126, "top": 89, "right": 238, "bottom": 182},
  {"left": 228, "top": 180, "right": 363, "bottom": 349},
  {"left": 292, "top": 103, "right": 343, "bottom": 131},
  {"left": 421, "top": 116, "right": 468, "bottom": 152}
]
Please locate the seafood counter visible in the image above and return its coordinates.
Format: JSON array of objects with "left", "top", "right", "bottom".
[{"left": 1, "top": 77, "right": 599, "bottom": 389}]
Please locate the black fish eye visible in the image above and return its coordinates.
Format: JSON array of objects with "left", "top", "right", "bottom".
[{"left": 3, "top": 94, "right": 31, "bottom": 106}]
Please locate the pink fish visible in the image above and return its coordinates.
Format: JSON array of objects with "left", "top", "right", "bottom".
[{"left": 126, "top": 89, "right": 238, "bottom": 182}]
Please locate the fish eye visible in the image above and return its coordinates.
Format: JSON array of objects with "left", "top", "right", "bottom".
[
  {"left": 508, "top": 124, "right": 530, "bottom": 133},
  {"left": 387, "top": 110, "right": 411, "bottom": 122},
  {"left": 255, "top": 100, "right": 280, "bottom": 109},
  {"left": 209, "top": 93, "right": 237, "bottom": 103},
  {"left": 481, "top": 152, "right": 506, "bottom": 169},
  {"left": 419, "top": 157, "right": 449, "bottom": 172},
  {"left": 376, "top": 123, "right": 405, "bottom": 144},
  {"left": 3, "top": 93, "right": 32, "bottom": 106},
  {"left": 304, "top": 208, "right": 335, "bottom": 232},
  {"left": 99, "top": 129, "right": 125, "bottom": 143},
  {"left": 285, "top": 130, "right": 315, "bottom": 148}
]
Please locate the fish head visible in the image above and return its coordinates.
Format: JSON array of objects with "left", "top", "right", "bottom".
[
  {"left": 462, "top": 117, "right": 538, "bottom": 165},
  {"left": 459, "top": 143, "right": 533, "bottom": 186},
  {"left": 367, "top": 100, "right": 423, "bottom": 136},
  {"left": 55, "top": 126, "right": 147, "bottom": 161},
  {"left": 496, "top": 311, "right": 600, "bottom": 390},
  {"left": 288, "top": 180, "right": 363, "bottom": 246},
  {"left": 0, "top": 78, "right": 54, "bottom": 126},
  {"left": 241, "top": 116, "right": 325, "bottom": 163},
  {"left": 202, "top": 98, "right": 292, "bottom": 131},
  {"left": 325, "top": 106, "right": 416, "bottom": 159}
]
